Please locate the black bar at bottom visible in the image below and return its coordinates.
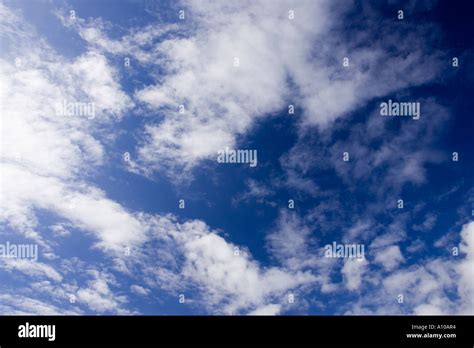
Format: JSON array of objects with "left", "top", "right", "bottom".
[{"left": 0, "top": 315, "right": 472, "bottom": 346}]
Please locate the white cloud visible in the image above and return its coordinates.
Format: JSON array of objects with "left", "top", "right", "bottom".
[
  {"left": 0, "top": 6, "right": 319, "bottom": 313},
  {"left": 413, "top": 213, "right": 437, "bottom": 232},
  {"left": 1, "top": 164, "right": 146, "bottom": 252},
  {"left": 248, "top": 303, "right": 281, "bottom": 315},
  {"left": 57, "top": 13, "right": 178, "bottom": 65},
  {"left": 55, "top": 1, "right": 442, "bottom": 179},
  {"left": 342, "top": 258, "right": 368, "bottom": 291},
  {"left": 374, "top": 245, "right": 405, "bottom": 272},
  {"left": 130, "top": 284, "right": 150, "bottom": 296},
  {"left": 0, "top": 258, "right": 63, "bottom": 282},
  {"left": 49, "top": 223, "right": 72, "bottom": 237},
  {"left": 347, "top": 222, "right": 474, "bottom": 315},
  {"left": 0, "top": 4, "right": 142, "bottom": 252},
  {"left": 266, "top": 210, "right": 316, "bottom": 270},
  {"left": 0, "top": 1, "right": 469, "bottom": 317},
  {"left": 0, "top": 294, "right": 80, "bottom": 315},
  {"left": 174, "top": 219, "right": 315, "bottom": 314},
  {"left": 76, "top": 270, "right": 130, "bottom": 314},
  {"left": 265, "top": 210, "right": 338, "bottom": 295},
  {"left": 457, "top": 221, "right": 474, "bottom": 314},
  {"left": 126, "top": 1, "right": 442, "bottom": 176},
  {"left": 233, "top": 179, "right": 274, "bottom": 205},
  {"left": 343, "top": 220, "right": 374, "bottom": 242}
]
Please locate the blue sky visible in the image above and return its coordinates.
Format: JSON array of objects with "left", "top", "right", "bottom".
[{"left": 0, "top": 0, "right": 473, "bottom": 315}]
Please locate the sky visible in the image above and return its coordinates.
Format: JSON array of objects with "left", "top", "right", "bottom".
[{"left": 0, "top": 0, "right": 473, "bottom": 315}]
